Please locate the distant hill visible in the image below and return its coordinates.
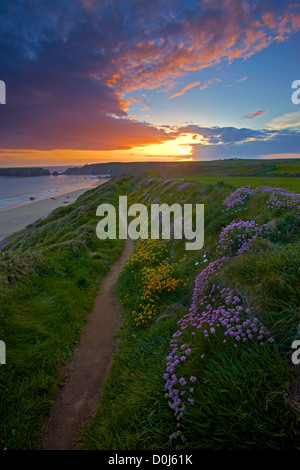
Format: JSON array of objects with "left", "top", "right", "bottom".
[
  {"left": 0, "top": 167, "right": 50, "bottom": 177},
  {"left": 63, "top": 159, "right": 300, "bottom": 178}
]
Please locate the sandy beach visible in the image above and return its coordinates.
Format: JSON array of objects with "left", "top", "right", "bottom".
[{"left": 0, "top": 186, "right": 97, "bottom": 241}]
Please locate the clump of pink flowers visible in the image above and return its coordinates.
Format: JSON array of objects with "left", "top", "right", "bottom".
[
  {"left": 222, "top": 186, "right": 256, "bottom": 213},
  {"left": 177, "top": 182, "right": 190, "bottom": 192},
  {"left": 152, "top": 197, "right": 161, "bottom": 204},
  {"left": 161, "top": 180, "right": 177, "bottom": 194},
  {"left": 216, "top": 219, "right": 270, "bottom": 257},
  {"left": 222, "top": 185, "right": 299, "bottom": 215},
  {"left": 262, "top": 186, "right": 300, "bottom": 214},
  {"left": 0, "top": 240, "right": 9, "bottom": 252}
]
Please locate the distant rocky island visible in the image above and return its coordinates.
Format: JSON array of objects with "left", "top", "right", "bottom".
[{"left": 0, "top": 167, "right": 50, "bottom": 177}]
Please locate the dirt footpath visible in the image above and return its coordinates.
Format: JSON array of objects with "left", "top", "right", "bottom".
[{"left": 40, "top": 238, "right": 134, "bottom": 450}]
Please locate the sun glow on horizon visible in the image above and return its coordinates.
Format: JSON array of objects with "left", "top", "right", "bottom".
[
  {"left": 0, "top": 133, "right": 209, "bottom": 166},
  {"left": 126, "top": 133, "right": 207, "bottom": 158},
  {"left": 1, "top": 134, "right": 300, "bottom": 167}
]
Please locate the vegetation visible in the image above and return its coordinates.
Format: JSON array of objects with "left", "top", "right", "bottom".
[
  {"left": 78, "top": 175, "right": 300, "bottom": 450},
  {"left": 0, "top": 165, "right": 299, "bottom": 450},
  {"left": 185, "top": 175, "right": 300, "bottom": 192}
]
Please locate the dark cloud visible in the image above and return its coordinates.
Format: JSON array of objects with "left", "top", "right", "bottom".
[
  {"left": 176, "top": 125, "right": 275, "bottom": 145},
  {"left": 189, "top": 127, "right": 300, "bottom": 160}
]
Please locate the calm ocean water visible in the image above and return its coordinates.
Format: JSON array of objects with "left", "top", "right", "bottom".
[{"left": 0, "top": 173, "right": 102, "bottom": 211}]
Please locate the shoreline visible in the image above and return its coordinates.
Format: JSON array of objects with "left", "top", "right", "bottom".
[{"left": 0, "top": 184, "right": 103, "bottom": 241}]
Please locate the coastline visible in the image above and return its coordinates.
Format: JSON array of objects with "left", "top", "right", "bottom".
[{"left": 0, "top": 185, "right": 101, "bottom": 241}]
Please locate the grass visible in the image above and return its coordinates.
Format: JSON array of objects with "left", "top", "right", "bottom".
[
  {"left": 185, "top": 175, "right": 300, "bottom": 192},
  {"left": 182, "top": 340, "right": 297, "bottom": 449},
  {"left": 271, "top": 162, "right": 300, "bottom": 175}
]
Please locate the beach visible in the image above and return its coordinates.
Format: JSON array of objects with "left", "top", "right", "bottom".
[{"left": 0, "top": 186, "right": 98, "bottom": 241}]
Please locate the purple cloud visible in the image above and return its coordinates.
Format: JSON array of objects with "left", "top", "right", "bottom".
[{"left": 243, "top": 110, "right": 268, "bottom": 119}]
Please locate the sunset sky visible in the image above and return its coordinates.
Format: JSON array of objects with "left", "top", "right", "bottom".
[{"left": 1, "top": 0, "right": 300, "bottom": 166}]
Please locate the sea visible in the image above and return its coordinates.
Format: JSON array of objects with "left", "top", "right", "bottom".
[{"left": 0, "top": 166, "right": 106, "bottom": 211}]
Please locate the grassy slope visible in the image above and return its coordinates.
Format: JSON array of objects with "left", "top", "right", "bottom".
[
  {"left": 0, "top": 171, "right": 299, "bottom": 450},
  {"left": 78, "top": 176, "right": 300, "bottom": 450},
  {"left": 0, "top": 176, "right": 134, "bottom": 449},
  {"left": 271, "top": 162, "right": 300, "bottom": 175}
]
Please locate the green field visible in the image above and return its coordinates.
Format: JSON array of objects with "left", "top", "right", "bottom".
[
  {"left": 271, "top": 162, "right": 300, "bottom": 175},
  {"left": 185, "top": 175, "right": 300, "bottom": 192}
]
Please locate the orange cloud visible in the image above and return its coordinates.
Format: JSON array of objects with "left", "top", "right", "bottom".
[
  {"left": 200, "top": 80, "right": 213, "bottom": 90},
  {"left": 169, "top": 81, "right": 201, "bottom": 99},
  {"left": 235, "top": 76, "right": 247, "bottom": 83},
  {"left": 262, "top": 12, "right": 277, "bottom": 29},
  {"left": 119, "top": 97, "right": 144, "bottom": 112}
]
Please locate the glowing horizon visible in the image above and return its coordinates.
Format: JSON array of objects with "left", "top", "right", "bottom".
[{"left": 0, "top": 1, "right": 300, "bottom": 166}]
